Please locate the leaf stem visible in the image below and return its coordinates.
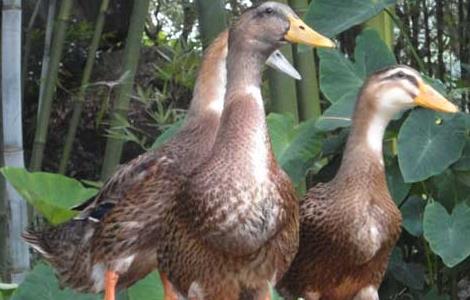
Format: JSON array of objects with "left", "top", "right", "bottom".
[
  {"left": 384, "top": 8, "right": 426, "bottom": 72},
  {"left": 423, "top": 237, "right": 435, "bottom": 286}
]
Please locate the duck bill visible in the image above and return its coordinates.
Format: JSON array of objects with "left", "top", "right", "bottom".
[
  {"left": 414, "top": 83, "right": 459, "bottom": 113},
  {"left": 284, "top": 16, "right": 335, "bottom": 48},
  {"left": 266, "top": 50, "right": 301, "bottom": 80}
]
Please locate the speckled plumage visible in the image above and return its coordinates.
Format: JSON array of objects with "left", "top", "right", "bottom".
[
  {"left": 154, "top": 3, "right": 301, "bottom": 299},
  {"left": 22, "top": 31, "right": 229, "bottom": 293},
  {"left": 276, "top": 69, "right": 410, "bottom": 300}
]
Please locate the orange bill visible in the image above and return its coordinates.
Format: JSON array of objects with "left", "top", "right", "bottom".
[
  {"left": 415, "top": 83, "right": 458, "bottom": 113},
  {"left": 284, "top": 16, "right": 335, "bottom": 48}
]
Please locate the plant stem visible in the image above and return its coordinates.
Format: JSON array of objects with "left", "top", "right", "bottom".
[
  {"left": 29, "top": 0, "right": 74, "bottom": 171},
  {"left": 100, "top": 0, "right": 151, "bottom": 179},
  {"left": 195, "top": 0, "right": 227, "bottom": 48},
  {"left": 59, "top": 0, "right": 110, "bottom": 174},
  {"left": 365, "top": 10, "right": 394, "bottom": 49},
  {"left": 2, "top": 0, "right": 30, "bottom": 282},
  {"left": 384, "top": 8, "right": 426, "bottom": 72},
  {"left": 21, "top": 0, "right": 42, "bottom": 102},
  {"left": 289, "top": 0, "right": 321, "bottom": 121},
  {"left": 423, "top": 237, "right": 435, "bottom": 286}
]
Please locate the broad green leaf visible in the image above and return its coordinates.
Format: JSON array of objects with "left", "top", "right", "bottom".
[
  {"left": 11, "top": 263, "right": 100, "bottom": 300},
  {"left": 400, "top": 196, "right": 425, "bottom": 236},
  {"left": 424, "top": 288, "right": 451, "bottom": 300},
  {"left": 304, "top": 0, "right": 397, "bottom": 37},
  {"left": 318, "top": 49, "right": 362, "bottom": 104},
  {"left": 151, "top": 119, "right": 184, "bottom": 149},
  {"left": 267, "top": 113, "right": 323, "bottom": 185},
  {"left": 423, "top": 201, "right": 470, "bottom": 267},
  {"left": 0, "top": 283, "right": 17, "bottom": 300},
  {"left": 385, "top": 159, "right": 411, "bottom": 206},
  {"left": 398, "top": 110, "right": 465, "bottom": 182},
  {"left": 1, "top": 167, "right": 98, "bottom": 225},
  {"left": 388, "top": 248, "right": 425, "bottom": 290},
  {"left": 316, "top": 30, "right": 396, "bottom": 131},
  {"left": 128, "top": 272, "right": 164, "bottom": 300},
  {"left": 431, "top": 170, "right": 470, "bottom": 211},
  {"left": 353, "top": 29, "right": 397, "bottom": 75},
  {"left": 452, "top": 140, "right": 470, "bottom": 171}
]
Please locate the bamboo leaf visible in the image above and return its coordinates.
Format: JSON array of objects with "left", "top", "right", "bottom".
[{"left": 1, "top": 167, "right": 98, "bottom": 225}]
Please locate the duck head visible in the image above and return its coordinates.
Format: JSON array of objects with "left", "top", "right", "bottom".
[
  {"left": 362, "top": 65, "right": 458, "bottom": 119},
  {"left": 229, "top": 1, "right": 335, "bottom": 57}
]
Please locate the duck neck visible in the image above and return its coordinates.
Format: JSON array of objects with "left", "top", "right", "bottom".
[
  {"left": 213, "top": 40, "right": 273, "bottom": 181},
  {"left": 187, "top": 31, "right": 228, "bottom": 120},
  {"left": 336, "top": 94, "right": 393, "bottom": 182}
]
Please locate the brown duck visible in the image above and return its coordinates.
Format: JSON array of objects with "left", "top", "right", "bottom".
[
  {"left": 22, "top": 28, "right": 301, "bottom": 300},
  {"left": 154, "top": 2, "right": 334, "bottom": 300},
  {"left": 276, "top": 65, "right": 459, "bottom": 300}
]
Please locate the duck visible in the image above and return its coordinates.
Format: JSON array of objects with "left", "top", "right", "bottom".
[
  {"left": 276, "top": 65, "right": 459, "bottom": 300},
  {"left": 153, "top": 2, "right": 335, "bottom": 299},
  {"left": 22, "top": 28, "right": 301, "bottom": 300}
]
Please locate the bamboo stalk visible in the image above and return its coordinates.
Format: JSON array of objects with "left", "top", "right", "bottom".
[
  {"left": 100, "top": 0, "right": 151, "bottom": 180},
  {"left": 37, "top": 0, "right": 56, "bottom": 116},
  {"left": 29, "top": 0, "right": 73, "bottom": 171},
  {"left": 365, "top": 11, "right": 394, "bottom": 49},
  {"left": 195, "top": 0, "right": 227, "bottom": 48},
  {"left": 266, "top": 1, "right": 298, "bottom": 122},
  {"left": 59, "top": 0, "right": 111, "bottom": 174},
  {"left": 2, "top": 0, "right": 30, "bottom": 282},
  {"left": 21, "top": 0, "right": 42, "bottom": 102},
  {"left": 289, "top": 0, "right": 321, "bottom": 121}
]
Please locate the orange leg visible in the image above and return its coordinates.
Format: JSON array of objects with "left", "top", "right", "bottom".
[
  {"left": 104, "top": 270, "right": 119, "bottom": 300},
  {"left": 159, "top": 271, "right": 179, "bottom": 300}
]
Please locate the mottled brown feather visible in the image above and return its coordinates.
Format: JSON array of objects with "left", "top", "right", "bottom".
[
  {"left": 22, "top": 31, "right": 229, "bottom": 293},
  {"left": 277, "top": 73, "right": 403, "bottom": 300}
]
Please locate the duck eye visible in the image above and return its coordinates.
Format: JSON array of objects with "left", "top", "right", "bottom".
[
  {"left": 395, "top": 71, "right": 406, "bottom": 79},
  {"left": 265, "top": 7, "right": 273, "bottom": 14}
]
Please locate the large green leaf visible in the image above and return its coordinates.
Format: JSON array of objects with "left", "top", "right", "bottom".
[
  {"left": 11, "top": 263, "right": 100, "bottom": 300},
  {"left": 267, "top": 113, "right": 323, "bottom": 185},
  {"left": 385, "top": 159, "right": 411, "bottom": 206},
  {"left": 316, "top": 29, "right": 396, "bottom": 131},
  {"left": 128, "top": 272, "right": 164, "bottom": 300},
  {"left": 388, "top": 249, "right": 425, "bottom": 290},
  {"left": 400, "top": 196, "right": 425, "bottom": 237},
  {"left": 423, "top": 201, "right": 470, "bottom": 268},
  {"left": 398, "top": 111, "right": 465, "bottom": 182},
  {"left": 0, "top": 283, "right": 17, "bottom": 300},
  {"left": 304, "top": 0, "right": 397, "bottom": 37},
  {"left": 1, "top": 167, "right": 98, "bottom": 225}
]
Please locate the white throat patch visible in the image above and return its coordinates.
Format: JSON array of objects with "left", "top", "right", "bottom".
[
  {"left": 245, "top": 85, "right": 268, "bottom": 183},
  {"left": 208, "top": 57, "right": 227, "bottom": 114}
]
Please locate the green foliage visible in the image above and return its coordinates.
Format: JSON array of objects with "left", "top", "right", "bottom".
[
  {"left": 423, "top": 201, "right": 470, "bottom": 268},
  {"left": 267, "top": 113, "right": 323, "bottom": 186},
  {"left": 316, "top": 29, "right": 396, "bottom": 131},
  {"left": 398, "top": 110, "right": 466, "bottom": 182},
  {"left": 1, "top": 167, "right": 98, "bottom": 225},
  {"left": 11, "top": 263, "right": 100, "bottom": 300},
  {"left": 305, "top": 0, "right": 397, "bottom": 37},
  {"left": 127, "top": 272, "right": 164, "bottom": 300},
  {"left": 0, "top": 283, "right": 17, "bottom": 300}
]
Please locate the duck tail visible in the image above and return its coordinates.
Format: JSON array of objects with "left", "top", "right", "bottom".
[
  {"left": 22, "top": 227, "right": 51, "bottom": 257},
  {"left": 22, "top": 220, "right": 94, "bottom": 268}
]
